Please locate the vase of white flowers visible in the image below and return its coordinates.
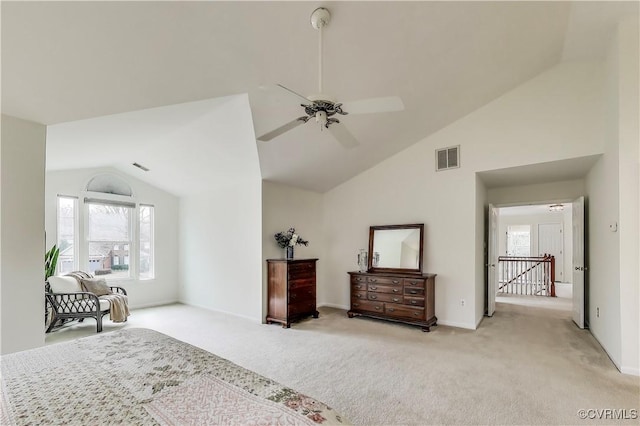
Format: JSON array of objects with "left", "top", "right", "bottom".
[{"left": 274, "top": 227, "right": 308, "bottom": 259}]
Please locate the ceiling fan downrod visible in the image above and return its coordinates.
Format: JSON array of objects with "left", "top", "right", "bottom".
[{"left": 311, "top": 7, "right": 330, "bottom": 96}]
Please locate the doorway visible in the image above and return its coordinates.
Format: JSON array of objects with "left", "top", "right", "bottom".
[{"left": 487, "top": 199, "right": 584, "bottom": 325}]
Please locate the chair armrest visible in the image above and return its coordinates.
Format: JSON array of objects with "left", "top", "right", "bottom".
[
  {"left": 110, "top": 286, "right": 127, "bottom": 296},
  {"left": 46, "top": 291, "right": 105, "bottom": 313}
]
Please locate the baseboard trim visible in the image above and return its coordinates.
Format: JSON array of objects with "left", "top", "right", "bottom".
[
  {"left": 436, "top": 319, "right": 476, "bottom": 330},
  {"left": 130, "top": 299, "right": 179, "bottom": 310},
  {"left": 589, "top": 328, "right": 623, "bottom": 372},
  {"left": 318, "top": 303, "right": 350, "bottom": 310},
  {"left": 180, "top": 300, "right": 261, "bottom": 323},
  {"left": 620, "top": 366, "right": 640, "bottom": 376}
]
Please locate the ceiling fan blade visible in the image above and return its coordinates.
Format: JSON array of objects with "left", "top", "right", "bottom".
[
  {"left": 328, "top": 123, "right": 359, "bottom": 149},
  {"left": 276, "top": 84, "right": 311, "bottom": 103},
  {"left": 257, "top": 117, "right": 308, "bottom": 142},
  {"left": 340, "top": 96, "right": 404, "bottom": 115}
]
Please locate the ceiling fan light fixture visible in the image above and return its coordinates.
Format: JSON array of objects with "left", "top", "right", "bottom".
[{"left": 315, "top": 110, "right": 327, "bottom": 126}]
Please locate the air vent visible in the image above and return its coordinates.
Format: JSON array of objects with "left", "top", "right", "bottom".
[
  {"left": 132, "top": 162, "right": 150, "bottom": 172},
  {"left": 436, "top": 145, "right": 460, "bottom": 171}
]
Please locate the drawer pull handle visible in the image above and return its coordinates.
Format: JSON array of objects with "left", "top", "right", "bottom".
[
  {"left": 353, "top": 303, "right": 359, "bottom": 307},
  {"left": 411, "top": 300, "right": 417, "bottom": 305},
  {"left": 370, "top": 295, "right": 377, "bottom": 299},
  {"left": 410, "top": 290, "right": 417, "bottom": 294},
  {"left": 370, "top": 279, "right": 377, "bottom": 283},
  {"left": 392, "top": 280, "right": 399, "bottom": 284},
  {"left": 356, "top": 294, "right": 362, "bottom": 298},
  {"left": 291, "top": 294, "right": 296, "bottom": 299},
  {"left": 392, "top": 298, "right": 400, "bottom": 302},
  {"left": 392, "top": 289, "right": 399, "bottom": 293},
  {"left": 410, "top": 281, "right": 417, "bottom": 285},
  {"left": 370, "top": 286, "right": 377, "bottom": 290},
  {"left": 375, "top": 306, "right": 381, "bottom": 310},
  {"left": 388, "top": 308, "right": 395, "bottom": 312},
  {"left": 357, "top": 278, "right": 363, "bottom": 281},
  {"left": 413, "top": 312, "right": 419, "bottom": 316}
]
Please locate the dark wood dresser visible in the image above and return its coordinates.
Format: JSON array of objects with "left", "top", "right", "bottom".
[
  {"left": 266, "top": 259, "right": 319, "bottom": 328},
  {"left": 348, "top": 271, "right": 437, "bottom": 331}
]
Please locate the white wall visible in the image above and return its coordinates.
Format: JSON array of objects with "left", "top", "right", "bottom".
[
  {"left": 1, "top": 115, "right": 46, "bottom": 354},
  {"left": 586, "top": 17, "right": 639, "bottom": 375},
  {"left": 322, "top": 61, "right": 605, "bottom": 330},
  {"left": 179, "top": 95, "right": 263, "bottom": 322},
  {"left": 45, "top": 167, "right": 180, "bottom": 309},
  {"left": 261, "top": 181, "right": 324, "bottom": 316},
  {"left": 616, "top": 18, "right": 639, "bottom": 376},
  {"left": 487, "top": 179, "right": 585, "bottom": 206}
]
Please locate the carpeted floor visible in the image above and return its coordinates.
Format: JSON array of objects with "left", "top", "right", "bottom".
[{"left": 46, "top": 300, "right": 639, "bottom": 425}]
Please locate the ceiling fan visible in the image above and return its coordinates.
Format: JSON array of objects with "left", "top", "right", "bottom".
[{"left": 257, "top": 7, "right": 404, "bottom": 148}]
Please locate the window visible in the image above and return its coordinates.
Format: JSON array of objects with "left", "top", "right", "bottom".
[
  {"left": 139, "top": 205, "right": 154, "bottom": 279},
  {"left": 57, "top": 196, "right": 78, "bottom": 273},
  {"left": 87, "top": 201, "right": 133, "bottom": 279},
  {"left": 506, "top": 225, "right": 531, "bottom": 257}
]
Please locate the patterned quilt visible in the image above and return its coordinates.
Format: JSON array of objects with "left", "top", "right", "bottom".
[{"left": 1, "top": 328, "right": 348, "bottom": 425}]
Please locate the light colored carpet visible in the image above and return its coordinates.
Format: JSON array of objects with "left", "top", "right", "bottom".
[{"left": 46, "top": 302, "right": 639, "bottom": 425}]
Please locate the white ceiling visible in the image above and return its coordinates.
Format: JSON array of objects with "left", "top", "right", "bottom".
[{"left": 2, "top": 2, "right": 636, "bottom": 193}]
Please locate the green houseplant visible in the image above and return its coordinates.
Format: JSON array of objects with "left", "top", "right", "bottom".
[{"left": 45, "top": 244, "right": 60, "bottom": 280}]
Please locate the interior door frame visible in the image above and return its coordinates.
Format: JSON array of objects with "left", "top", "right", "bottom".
[
  {"left": 572, "top": 196, "right": 585, "bottom": 329},
  {"left": 487, "top": 204, "right": 498, "bottom": 316}
]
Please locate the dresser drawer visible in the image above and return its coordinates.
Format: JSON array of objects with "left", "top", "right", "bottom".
[
  {"left": 288, "top": 300, "right": 316, "bottom": 316},
  {"left": 288, "top": 262, "right": 315, "bottom": 279},
  {"left": 289, "top": 287, "right": 315, "bottom": 303},
  {"left": 367, "top": 276, "right": 403, "bottom": 286},
  {"left": 404, "top": 287, "right": 425, "bottom": 296},
  {"left": 367, "top": 293, "right": 403, "bottom": 304},
  {"left": 351, "top": 275, "right": 367, "bottom": 284},
  {"left": 351, "top": 282, "right": 367, "bottom": 291},
  {"left": 368, "top": 284, "right": 403, "bottom": 294},
  {"left": 384, "top": 304, "right": 425, "bottom": 320},
  {"left": 404, "top": 278, "right": 425, "bottom": 287},
  {"left": 289, "top": 277, "right": 315, "bottom": 290},
  {"left": 351, "top": 299, "right": 384, "bottom": 314},
  {"left": 404, "top": 296, "right": 425, "bottom": 307},
  {"left": 352, "top": 291, "right": 367, "bottom": 300}
]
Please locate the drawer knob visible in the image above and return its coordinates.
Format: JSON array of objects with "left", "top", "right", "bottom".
[
  {"left": 370, "top": 295, "right": 377, "bottom": 299},
  {"left": 375, "top": 306, "right": 381, "bottom": 310},
  {"left": 392, "top": 280, "right": 399, "bottom": 284},
  {"left": 357, "top": 294, "right": 362, "bottom": 298},
  {"left": 392, "top": 298, "right": 400, "bottom": 302},
  {"left": 370, "top": 286, "right": 377, "bottom": 290},
  {"left": 392, "top": 289, "right": 399, "bottom": 293}
]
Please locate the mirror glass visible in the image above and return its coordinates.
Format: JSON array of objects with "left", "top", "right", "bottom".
[
  {"left": 368, "top": 224, "right": 424, "bottom": 273},
  {"left": 372, "top": 229, "right": 421, "bottom": 269}
]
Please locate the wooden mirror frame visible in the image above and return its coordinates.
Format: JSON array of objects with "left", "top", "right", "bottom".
[{"left": 367, "top": 224, "right": 424, "bottom": 274}]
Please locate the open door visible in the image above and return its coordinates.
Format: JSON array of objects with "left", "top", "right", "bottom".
[
  {"left": 572, "top": 196, "right": 585, "bottom": 328},
  {"left": 487, "top": 204, "right": 498, "bottom": 316}
]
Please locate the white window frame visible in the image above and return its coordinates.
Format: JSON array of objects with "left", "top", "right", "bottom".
[
  {"left": 56, "top": 195, "right": 79, "bottom": 273},
  {"left": 138, "top": 204, "right": 155, "bottom": 280},
  {"left": 84, "top": 197, "right": 135, "bottom": 281}
]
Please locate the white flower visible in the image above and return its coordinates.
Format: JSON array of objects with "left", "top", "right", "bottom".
[{"left": 290, "top": 234, "right": 298, "bottom": 246}]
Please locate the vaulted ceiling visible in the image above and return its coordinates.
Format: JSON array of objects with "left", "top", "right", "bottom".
[{"left": 2, "top": 2, "right": 636, "bottom": 193}]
